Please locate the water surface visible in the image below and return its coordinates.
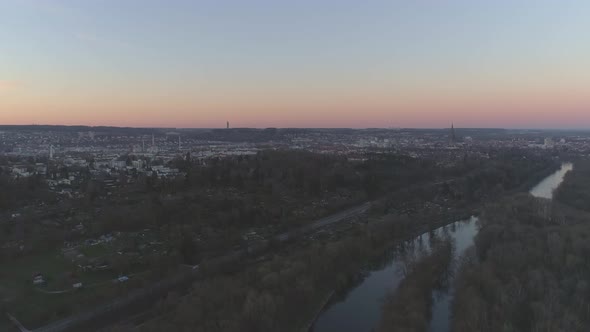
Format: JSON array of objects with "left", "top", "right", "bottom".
[
  {"left": 312, "top": 163, "right": 573, "bottom": 332},
  {"left": 312, "top": 218, "right": 478, "bottom": 332},
  {"left": 428, "top": 162, "right": 572, "bottom": 332},
  {"left": 529, "top": 162, "right": 573, "bottom": 199}
]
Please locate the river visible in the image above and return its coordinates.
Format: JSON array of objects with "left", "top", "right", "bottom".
[
  {"left": 311, "top": 162, "right": 573, "bottom": 332},
  {"left": 529, "top": 162, "right": 573, "bottom": 199}
]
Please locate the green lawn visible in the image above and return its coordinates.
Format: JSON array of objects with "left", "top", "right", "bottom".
[
  {"left": 79, "top": 243, "right": 112, "bottom": 257},
  {"left": 1, "top": 234, "right": 172, "bottom": 329},
  {"left": 0, "top": 250, "right": 72, "bottom": 292},
  {"left": 0, "top": 250, "right": 127, "bottom": 329}
]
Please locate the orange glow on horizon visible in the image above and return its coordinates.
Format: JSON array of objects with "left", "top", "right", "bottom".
[{"left": 2, "top": 73, "right": 589, "bottom": 128}]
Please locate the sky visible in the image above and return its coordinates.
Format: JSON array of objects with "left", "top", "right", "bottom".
[{"left": 1, "top": 0, "right": 590, "bottom": 128}]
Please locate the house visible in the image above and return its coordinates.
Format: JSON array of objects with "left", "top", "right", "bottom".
[
  {"left": 132, "top": 160, "right": 145, "bottom": 169},
  {"left": 46, "top": 179, "right": 58, "bottom": 188},
  {"left": 58, "top": 179, "right": 71, "bottom": 186},
  {"left": 35, "top": 163, "right": 47, "bottom": 175},
  {"left": 12, "top": 165, "right": 31, "bottom": 177},
  {"left": 93, "top": 161, "right": 110, "bottom": 169},
  {"left": 32, "top": 274, "right": 45, "bottom": 285},
  {"left": 109, "top": 160, "right": 127, "bottom": 170},
  {"left": 117, "top": 276, "right": 129, "bottom": 283}
]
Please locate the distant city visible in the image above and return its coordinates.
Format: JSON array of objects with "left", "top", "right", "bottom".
[
  {"left": 1, "top": 124, "right": 589, "bottom": 332},
  {"left": 2, "top": 125, "right": 587, "bottom": 190}
]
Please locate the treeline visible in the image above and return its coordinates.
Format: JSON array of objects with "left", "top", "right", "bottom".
[
  {"left": 180, "top": 150, "right": 440, "bottom": 199},
  {"left": 373, "top": 151, "right": 555, "bottom": 216},
  {"left": 135, "top": 211, "right": 455, "bottom": 332},
  {"left": 93, "top": 150, "right": 446, "bottom": 234},
  {"left": 103, "top": 153, "right": 554, "bottom": 331},
  {"left": 0, "top": 124, "right": 158, "bottom": 135},
  {"left": 452, "top": 193, "right": 590, "bottom": 331},
  {"left": 377, "top": 238, "right": 453, "bottom": 332},
  {"left": 74, "top": 150, "right": 555, "bottom": 238},
  {"left": 451, "top": 152, "right": 557, "bottom": 204},
  {"left": 185, "top": 150, "right": 364, "bottom": 196},
  {"left": 135, "top": 153, "right": 549, "bottom": 332},
  {"left": 556, "top": 161, "right": 590, "bottom": 211},
  {"left": 0, "top": 173, "right": 53, "bottom": 210}
]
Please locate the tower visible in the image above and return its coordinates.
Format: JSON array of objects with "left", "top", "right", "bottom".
[
  {"left": 450, "top": 123, "right": 456, "bottom": 144},
  {"left": 178, "top": 135, "right": 181, "bottom": 150},
  {"left": 152, "top": 134, "right": 155, "bottom": 146},
  {"left": 227, "top": 121, "right": 230, "bottom": 129},
  {"left": 49, "top": 145, "right": 54, "bottom": 160}
]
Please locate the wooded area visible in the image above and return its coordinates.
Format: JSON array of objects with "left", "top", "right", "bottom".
[{"left": 453, "top": 173, "right": 590, "bottom": 332}]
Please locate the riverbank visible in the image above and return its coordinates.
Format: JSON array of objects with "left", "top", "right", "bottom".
[
  {"left": 307, "top": 209, "right": 478, "bottom": 332},
  {"left": 452, "top": 163, "right": 577, "bottom": 331},
  {"left": 377, "top": 239, "right": 453, "bottom": 332},
  {"left": 301, "top": 290, "right": 335, "bottom": 332},
  {"left": 107, "top": 157, "right": 557, "bottom": 332},
  {"left": 309, "top": 161, "right": 562, "bottom": 332}
]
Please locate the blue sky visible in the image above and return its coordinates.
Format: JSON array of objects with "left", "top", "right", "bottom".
[{"left": 1, "top": 0, "right": 590, "bottom": 128}]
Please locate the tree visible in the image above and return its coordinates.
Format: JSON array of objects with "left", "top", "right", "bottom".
[{"left": 179, "top": 234, "right": 199, "bottom": 265}]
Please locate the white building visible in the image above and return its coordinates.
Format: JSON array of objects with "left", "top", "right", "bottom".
[
  {"left": 109, "top": 160, "right": 127, "bottom": 169},
  {"left": 132, "top": 160, "right": 145, "bottom": 169},
  {"left": 544, "top": 138, "right": 555, "bottom": 149}
]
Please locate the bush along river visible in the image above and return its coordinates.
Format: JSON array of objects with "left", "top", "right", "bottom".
[{"left": 311, "top": 162, "right": 573, "bottom": 332}]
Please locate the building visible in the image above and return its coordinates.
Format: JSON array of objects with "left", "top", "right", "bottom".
[
  {"left": 132, "top": 160, "right": 145, "bottom": 169},
  {"left": 544, "top": 138, "right": 555, "bottom": 149},
  {"left": 32, "top": 274, "right": 45, "bottom": 285},
  {"left": 35, "top": 163, "right": 47, "bottom": 175},
  {"left": 109, "top": 160, "right": 127, "bottom": 169},
  {"left": 12, "top": 165, "right": 31, "bottom": 177}
]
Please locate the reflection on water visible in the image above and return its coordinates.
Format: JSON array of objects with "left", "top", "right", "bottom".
[
  {"left": 427, "top": 219, "right": 478, "bottom": 332},
  {"left": 529, "top": 163, "right": 573, "bottom": 199},
  {"left": 428, "top": 162, "right": 573, "bottom": 332},
  {"left": 312, "top": 162, "right": 573, "bottom": 332},
  {"left": 311, "top": 217, "right": 479, "bottom": 332}
]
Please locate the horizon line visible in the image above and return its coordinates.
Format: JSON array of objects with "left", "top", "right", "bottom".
[{"left": 1, "top": 124, "right": 590, "bottom": 131}]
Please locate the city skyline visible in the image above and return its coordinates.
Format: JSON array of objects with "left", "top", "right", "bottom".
[{"left": 2, "top": 0, "right": 590, "bottom": 128}]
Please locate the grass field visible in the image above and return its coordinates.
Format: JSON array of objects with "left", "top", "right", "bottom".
[{"left": 0, "top": 248, "right": 136, "bottom": 329}]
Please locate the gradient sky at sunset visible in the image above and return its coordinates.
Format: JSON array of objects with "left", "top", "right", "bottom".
[{"left": 1, "top": 0, "right": 590, "bottom": 128}]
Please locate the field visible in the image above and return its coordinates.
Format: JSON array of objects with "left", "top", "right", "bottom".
[{"left": 0, "top": 242, "right": 147, "bottom": 329}]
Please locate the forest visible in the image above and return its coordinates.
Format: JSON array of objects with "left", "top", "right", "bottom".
[
  {"left": 130, "top": 212, "right": 459, "bottom": 332},
  {"left": 556, "top": 160, "right": 590, "bottom": 211},
  {"left": 452, "top": 163, "right": 590, "bottom": 331},
  {"left": 76, "top": 150, "right": 465, "bottom": 259},
  {"left": 377, "top": 237, "right": 453, "bottom": 332},
  {"left": 119, "top": 152, "right": 555, "bottom": 332},
  {"left": 0, "top": 149, "right": 557, "bottom": 330}
]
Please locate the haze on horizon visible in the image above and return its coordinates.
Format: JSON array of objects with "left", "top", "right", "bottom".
[{"left": 1, "top": 0, "right": 590, "bottom": 129}]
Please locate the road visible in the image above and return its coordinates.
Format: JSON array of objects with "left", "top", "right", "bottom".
[
  {"left": 6, "top": 313, "right": 31, "bottom": 332},
  {"left": 276, "top": 202, "right": 371, "bottom": 242},
  {"left": 27, "top": 171, "right": 485, "bottom": 332}
]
